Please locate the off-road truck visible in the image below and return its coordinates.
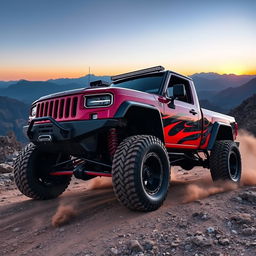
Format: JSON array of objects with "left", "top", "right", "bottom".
[{"left": 14, "top": 66, "right": 242, "bottom": 211}]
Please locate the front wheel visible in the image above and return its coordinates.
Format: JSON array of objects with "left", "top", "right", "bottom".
[
  {"left": 14, "top": 143, "right": 71, "bottom": 200},
  {"left": 112, "top": 135, "right": 170, "bottom": 212},
  {"left": 209, "top": 140, "right": 241, "bottom": 182}
]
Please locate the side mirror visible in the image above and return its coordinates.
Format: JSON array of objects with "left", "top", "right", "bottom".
[
  {"left": 167, "top": 84, "right": 186, "bottom": 108},
  {"left": 173, "top": 84, "right": 186, "bottom": 99}
]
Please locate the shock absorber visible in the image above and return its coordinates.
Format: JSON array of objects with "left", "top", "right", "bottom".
[{"left": 108, "top": 128, "right": 119, "bottom": 158}]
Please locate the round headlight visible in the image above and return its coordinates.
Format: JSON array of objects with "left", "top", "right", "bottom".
[{"left": 31, "top": 106, "right": 37, "bottom": 117}]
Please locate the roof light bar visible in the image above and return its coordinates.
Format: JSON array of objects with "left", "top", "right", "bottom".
[{"left": 111, "top": 66, "right": 165, "bottom": 81}]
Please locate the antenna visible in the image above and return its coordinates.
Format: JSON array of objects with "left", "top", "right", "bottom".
[{"left": 88, "top": 66, "right": 91, "bottom": 85}]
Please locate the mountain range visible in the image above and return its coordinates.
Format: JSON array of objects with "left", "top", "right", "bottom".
[
  {"left": 0, "top": 72, "right": 256, "bottom": 141},
  {"left": 0, "top": 73, "right": 255, "bottom": 106},
  {"left": 213, "top": 77, "right": 256, "bottom": 109},
  {"left": 48, "top": 74, "right": 111, "bottom": 85},
  {"left": 191, "top": 72, "right": 255, "bottom": 91},
  {"left": 0, "top": 75, "right": 110, "bottom": 103}
]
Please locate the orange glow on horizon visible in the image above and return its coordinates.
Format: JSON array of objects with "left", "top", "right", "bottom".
[{"left": 0, "top": 66, "right": 256, "bottom": 81}]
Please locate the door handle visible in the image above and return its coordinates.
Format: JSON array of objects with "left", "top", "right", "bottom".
[{"left": 189, "top": 109, "right": 197, "bottom": 115}]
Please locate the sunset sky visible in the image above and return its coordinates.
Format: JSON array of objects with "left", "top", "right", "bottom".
[{"left": 0, "top": 0, "right": 255, "bottom": 81}]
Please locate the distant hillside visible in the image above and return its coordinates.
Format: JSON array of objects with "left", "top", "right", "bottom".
[
  {"left": 0, "top": 81, "right": 18, "bottom": 88},
  {"left": 192, "top": 73, "right": 255, "bottom": 93},
  {"left": 0, "top": 75, "right": 112, "bottom": 104},
  {"left": 0, "top": 96, "right": 29, "bottom": 142},
  {"left": 0, "top": 73, "right": 255, "bottom": 104},
  {"left": 48, "top": 74, "right": 111, "bottom": 86},
  {"left": 213, "top": 77, "right": 256, "bottom": 109},
  {"left": 229, "top": 94, "right": 256, "bottom": 136},
  {"left": 200, "top": 99, "right": 227, "bottom": 114},
  {"left": 197, "top": 90, "right": 217, "bottom": 101},
  {"left": 0, "top": 80, "right": 83, "bottom": 104}
]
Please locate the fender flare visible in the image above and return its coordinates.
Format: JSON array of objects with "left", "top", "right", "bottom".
[
  {"left": 114, "top": 101, "right": 164, "bottom": 141},
  {"left": 207, "top": 122, "right": 233, "bottom": 150}
]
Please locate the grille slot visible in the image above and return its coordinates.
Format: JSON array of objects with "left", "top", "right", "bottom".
[
  {"left": 65, "top": 98, "right": 71, "bottom": 118},
  {"left": 71, "top": 97, "right": 78, "bottom": 117},
  {"left": 36, "top": 96, "right": 79, "bottom": 119}
]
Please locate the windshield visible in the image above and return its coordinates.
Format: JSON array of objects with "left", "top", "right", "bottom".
[{"left": 110, "top": 73, "right": 165, "bottom": 94}]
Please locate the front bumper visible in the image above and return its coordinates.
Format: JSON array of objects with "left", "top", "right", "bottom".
[{"left": 24, "top": 117, "right": 121, "bottom": 143}]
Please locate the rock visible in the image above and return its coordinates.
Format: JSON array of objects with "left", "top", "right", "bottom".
[
  {"left": 239, "top": 191, "right": 256, "bottom": 204},
  {"left": 0, "top": 163, "right": 13, "bottom": 173},
  {"left": 241, "top": 227, "right": 256, "bottom": 236},
  {"left": 109, "top": 247, "right": 119, "bottom": 255},
  {"left": 12, "top": 227, "right": 21, "bottom": 232},
  {"left": 170, "top": 241, "right": 180, "bottom": 247},
  {"left": 192, "top": 212, "right": 210, "bottom": 221},
  {"left": 129, "top": 240, "right": 144, "bottom": 252},
  {"left": 234, "top": 196, "right": 243, "bottom": 202},
  {"left": 218, "top": 238, "right": 230, "bottom": 246},
  {"left": 211, "top": 253, "right": 224, "bottom": 256},
  {"left": 0, "top": 133, "right": 21, "bottom": 163},
  {"left": 206, "top": 227, "right": 215, "bottom": 234},
  {"left": 178, "top": 220, "right": 187, "bottom": 228},
  {"left": 249, "top": 241, "right": 256, "bottom": 247},
  {"left": 143, "top": 239, "right": 155, "bottom": 250},
  {"left": 195, "top": 231, "right": 204, "bottom": 236},
  {"left": 230, "top": 213, "right": 253, "bottom": 224},
  {"left": 191, "top": 235, "right": 212, "bottom": 247},
  {"left": 184, "top": 243, "right": 192, "bottom": 250},
  {"left": 0, "top": 173, "right": 14, "bottom": 187}
]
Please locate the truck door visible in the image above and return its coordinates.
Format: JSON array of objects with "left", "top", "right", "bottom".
[{"left": 162, "top": 74, "right": 202, "bottom": 149}]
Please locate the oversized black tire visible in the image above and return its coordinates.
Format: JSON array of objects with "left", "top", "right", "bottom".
[
  {"left": 209, "top": 140, "right": 241, "bottom": 182},
  {"left": 112, "top": 135, "right": 170, "bottom": 211},
  {"left": 14, "top": 143, "right": 71, "bottom": 200}
]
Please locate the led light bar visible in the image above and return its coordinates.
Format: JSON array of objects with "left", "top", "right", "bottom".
[
  {"left": 111, "top": 66, "right": 165, "bottom": 81},
  {"left": 90, "top": 80, "right": 110, "bottom": 87}
]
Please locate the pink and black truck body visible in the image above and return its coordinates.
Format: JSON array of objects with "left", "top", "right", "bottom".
[
  {"left": 25, "top": 66, "right": 237, "bottom": 172},
  {"left": 15, "top": 66, "right": 241, "bottom": 211}
]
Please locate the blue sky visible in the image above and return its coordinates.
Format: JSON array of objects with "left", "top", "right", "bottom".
[{"left": 0, "top": 0, "right": 255, "bottom": 80}]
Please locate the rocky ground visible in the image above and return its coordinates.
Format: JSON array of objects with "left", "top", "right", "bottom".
[
  {"left": 0, "top": 132, "right": 256, "bottom": 256},
  {"left": 0, "top": 167, "right": 256, "bottom": 256}
]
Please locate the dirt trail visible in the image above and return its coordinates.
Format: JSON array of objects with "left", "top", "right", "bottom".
[{"left": 0, "top": 132, "right": 256, "bottom": 255}]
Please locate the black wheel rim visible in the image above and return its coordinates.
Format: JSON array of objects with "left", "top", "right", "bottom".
[
  {"left": 229, "top": 150, "right": 240, "bottom": 181},
  {"left": 141, "top": 152, "right": 163, "bottom": 195}
]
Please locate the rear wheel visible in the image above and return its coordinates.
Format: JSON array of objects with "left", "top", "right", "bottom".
[
  {"left": 112, "top": 135, "right": 170, "bottom": 211},
  {"left": 14, "top": 143, "right": 71, "bottom": 199},
  {"left": 209, "top": 140, "right": 241, "bottom": 182}
]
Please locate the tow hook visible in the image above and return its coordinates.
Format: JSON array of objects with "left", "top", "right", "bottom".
[{"left": 38, "top": 135, "right": 52, "bottom": 142}]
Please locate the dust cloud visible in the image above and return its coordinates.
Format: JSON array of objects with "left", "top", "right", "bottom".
[
  {"left": 51, "top": 177, "right": 112, "bottom": 227},
  {"left": 238, "top": 131, "right": 256, "bottom": 186},
  {"left": 52, "top": 203, "right": 78, "bottom": 227},
  {"left": 86, "top": 177, "right": 112, "bottom": 190},
  {"left": 182, "top": 179, "right": 238, "bottom": 203},
  {"left": 182, "top": 130, "right": 256, "bottom": 203}
]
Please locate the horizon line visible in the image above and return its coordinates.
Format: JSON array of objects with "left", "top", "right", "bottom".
[{"left": 1, "top": 71, "right": 256, "bottom": 82}]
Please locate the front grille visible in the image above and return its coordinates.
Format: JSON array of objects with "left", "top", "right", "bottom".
[{"left": 36, "top": 96, "right": 79, "bottom": 119}]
